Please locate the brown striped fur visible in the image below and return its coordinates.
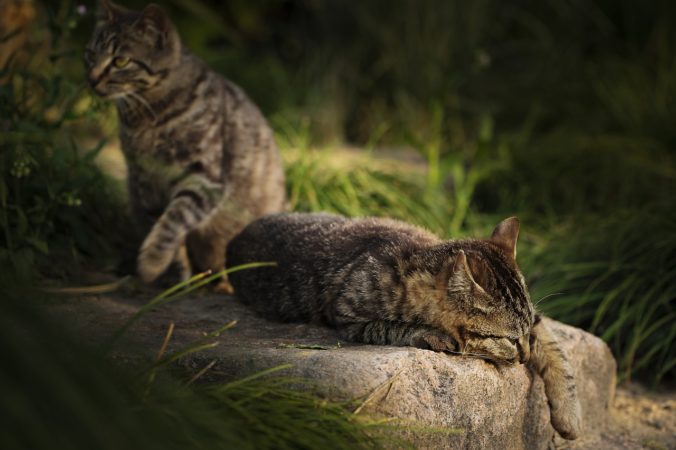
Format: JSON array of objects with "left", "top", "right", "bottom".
[
  {"left": 0, "top": 0, "right": 35, "bottom": 85},
  {"left": 227, "top": 212, "right": 581, "bottom": 439},
  {"left": 85, "top": 1, "right": 285, "bottom": 287}
]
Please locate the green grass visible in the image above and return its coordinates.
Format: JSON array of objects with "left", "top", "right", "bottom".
[
  {"left": 524, "top": 209, "right": 676, "bottom": 384},
  {"left": 0, "top": 1, "right": 128, "bottom": 281},
  {"left": 284, "top": 145, "right": 450, "bottom": 235},
  {"left": 278, "top": 109, "right": 508, "bottom": 238},
  {"left": 1, "top": 277, "right": 413, "bottom": 450}
]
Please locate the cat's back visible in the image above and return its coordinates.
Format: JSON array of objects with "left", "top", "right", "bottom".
[
  {"left": 227, "top": 212, "right": 349, "bottom": 265},
  {"left": 228, "top": 212, "right": 438, "bottom": 265},
  {"left": 227, "top": 212, "right": 439, "bottom": 322}
]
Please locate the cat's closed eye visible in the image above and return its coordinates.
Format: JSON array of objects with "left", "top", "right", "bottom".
[{"left": 465, "top": 336, "right": 520, "bottom": 363}]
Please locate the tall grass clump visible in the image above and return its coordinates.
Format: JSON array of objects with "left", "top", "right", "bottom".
[
  {"left": 278, "top": 108, "right": 507, "bottom": 238},
  {"left": 283, "top": 146, "right": 453, "bottom": 237},
  {"left": 278, "top": 117, "right": 449, "bottom": 236},
  {"left": 524, "top": 209, "right": 676, "bottom": 384},
  {"left": 1, "top": 2, "right": 127, "bottom": 280},
  {"left": 474, "top": 131, "right": 675, "bottom": 222}
]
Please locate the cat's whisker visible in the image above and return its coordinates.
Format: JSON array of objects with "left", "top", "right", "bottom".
[
  {"left": 534, "top": 292, "right": 565, "bottom": 308},
  {"left": 113, "top": 93, "right": 139, "bottom": 118},
  {"left": 110, "top": 92, "right": 129, "bottom": 107},
  {"left": 127, "top": 91, "right": 157, "bottom": 122},
  {"left": 444, "top": 349, "right": 497, "bottom": 362},
  {"left": 119, "top": 92, "right": 142, "bottom": 115},
  {"left": 115, "top": 91, "right": 151, "bottom": 121}
]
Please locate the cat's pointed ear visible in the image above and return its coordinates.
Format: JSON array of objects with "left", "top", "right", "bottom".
[
  {"left": 134, "top": 3, "right": 179, "bottom": 50},
  {"left": 136, "top": 4, "right": 173, "bottom": 35},
  {"left": 448, "top": 250, "right": 482, "bottom": 292},
  {"left": 97, "top": 0, "right": 125, "bottom": 23},
  {"left": 491, "top": 216, "right": 520, "bottom": 259}
]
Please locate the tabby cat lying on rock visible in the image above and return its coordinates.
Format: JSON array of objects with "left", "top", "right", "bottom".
[
  {"left": 227, "top": 212, "right": 582, "bottom": 440},
  {"left": 85, "top": 1, "right": 285, "bottom": 287}
]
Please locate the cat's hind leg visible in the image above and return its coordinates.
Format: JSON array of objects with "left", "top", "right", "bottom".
[
  {"left": 174, "top": 243, "right": 192, "bottom": 281},
  {"left": 186, "top": 200, "right": 253, "bottom": 294},
  {"left": 528, "top": 316, "right": 582, "bottom": 440},
  {"left": 186, "top": 217, "right": 231, "bottom": 294}
]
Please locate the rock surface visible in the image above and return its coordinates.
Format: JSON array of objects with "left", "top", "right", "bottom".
[{"left": 50, "top": 291, "right": 616, "bottom": 450}]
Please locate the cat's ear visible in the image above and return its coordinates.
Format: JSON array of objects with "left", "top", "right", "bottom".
[
  {"left": 491, "top": 216, "right": 520, "bottom": 259},
  {"left": 447, "top": 250, "right": 483, "bottom": 292},
  {"left": 97, "top": 0, "right": 126, "bottom": 23},
  {"left": 134, "top": 4, "right": 179, "bottom": 50},
  {"left": 135, "top": 4, "right": 174, "bottom": 36}
]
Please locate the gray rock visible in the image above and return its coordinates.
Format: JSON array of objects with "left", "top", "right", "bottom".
[{"left": 51, "top": 292, "right": 616, "bottom": 450}]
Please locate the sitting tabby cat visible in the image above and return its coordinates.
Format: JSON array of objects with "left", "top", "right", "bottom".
[
  {"left": 227, "top": 212, "right": 582, "bottom": 440},
  {"left": 85, "top": 1, "right": 285, "bottom": 286}
]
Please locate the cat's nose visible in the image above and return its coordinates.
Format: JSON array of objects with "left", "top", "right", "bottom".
[
  {"left": 87, "top": 73, "right": 100, "bottom": 88},
  {"left": 87, "top": 76, "right": 106, "bottom": 95},
  {"left": 518, "top": 335, "right": 530, "bottom": 363},
  {"left": 87, "top": 67, "right": 106, "bottom": 91}
]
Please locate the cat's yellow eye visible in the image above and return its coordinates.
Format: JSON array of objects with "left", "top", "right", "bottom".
[{"left": 113, "top": 56, "right": 130, "bottom": 68}]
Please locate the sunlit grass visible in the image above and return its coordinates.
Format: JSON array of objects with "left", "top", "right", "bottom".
[
  {"left": 524, "top": 209, "right": 676, "bottom": 384},
  {"left": 283, "top": 145, "right": 451, "bottom": 236}
]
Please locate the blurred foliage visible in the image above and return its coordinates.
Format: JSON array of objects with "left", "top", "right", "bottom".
[
  {"left": 76, "top": 0, "right": 676, "bottom": 147},
  {"left": 524, "top": 209, "right": 676, "bottom": 383},
  {"left": 279, "top": 107, "right": 508, "bottom": 238},
  {"left": 474, "top": 131, "right": 675, "bottom": 220},
  {"left": 0, "top": 279, "right": 410, "bottom": 450},
  {"left": 0, "top": 1, "right": 129, "bottom": 281},
  {"left": 1, "top": 0, "right": 673, "bottom": 393}
]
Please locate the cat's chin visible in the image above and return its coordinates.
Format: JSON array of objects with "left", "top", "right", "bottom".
[
  {"left": 88, "top": 89, "right": 116, "bottom": 100},
  {"left": 463, "top": 343, "right": 520, "bottom": 365},
  {"left": 87, "top": 86, "right": 107, "bottom": 97},
  {"left": 88, "top": 88, "right": 131, "bottom": 101}
]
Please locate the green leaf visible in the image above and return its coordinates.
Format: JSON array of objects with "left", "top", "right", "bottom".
[
  {"left": 25, "top": 236, "right": 49, "bottom": 255},
  {"left": 83, "top": 138, "right": 108, "bottom": 163},
  {"left": 0, "top": 179, "right": 7, "bottom": 208}
]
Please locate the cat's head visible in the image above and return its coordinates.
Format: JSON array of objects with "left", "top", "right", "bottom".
[
  {"left": 438, "top": 217, "right": 534, "bottom": 364},
  {"left": 84, "top": 1, "right": 180, "bottom": 98}
]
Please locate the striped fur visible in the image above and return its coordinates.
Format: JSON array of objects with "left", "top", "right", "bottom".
[
  {"left": 0, "top": 0, "right": 35, "bottom": 85},
  {"left": 85, "top": 2, "right": 285, "bottom": 286},
  {"left": 227, "top": 212, "right": 581, "bottom": 439}
]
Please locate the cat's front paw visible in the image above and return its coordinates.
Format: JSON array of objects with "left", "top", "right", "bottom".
[
  {"left": 138, "top": 236, "right": 176, "bottom": 284},
  {"left": 550, "top": 395, "right": 582, "bottom": 440},
  {"left": 411, "top": 330, "right": 458, "bottom": 353}
]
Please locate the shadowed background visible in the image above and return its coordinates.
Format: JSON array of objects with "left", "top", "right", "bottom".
[{"left": 0, "top": 1, "right": 674, "bottom": 446}]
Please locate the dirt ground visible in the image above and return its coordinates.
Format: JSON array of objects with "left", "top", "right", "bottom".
[{"left": 559, "top": 382, "right": 676, "bottom": 450}]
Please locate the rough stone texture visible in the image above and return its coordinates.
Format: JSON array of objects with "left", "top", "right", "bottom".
[{"left": 50, "top": 292, "right": 616, "bottom": 450}]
